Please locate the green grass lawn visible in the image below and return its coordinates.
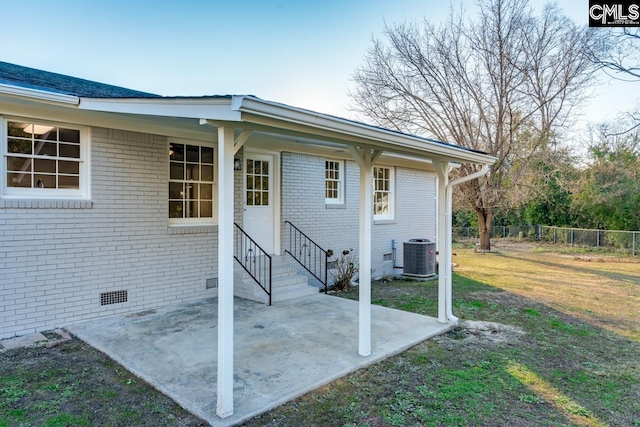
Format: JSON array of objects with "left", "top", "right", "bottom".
[
  {"left": 243, "top": 243, "right": 640, "bottom": 427},
  {"left": 2, "top": 243, "right": 638, "bottom": 426}
]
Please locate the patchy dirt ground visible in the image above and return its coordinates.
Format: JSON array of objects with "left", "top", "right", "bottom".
[
  {"left": 437, "top": 320, "right": 526, "bottom": 346},
  {"left": 0, "top": 338, "right": 208, "bottom": 427},
  {"left": 3, "top": 242, "right": 639, "bottom": 427}
]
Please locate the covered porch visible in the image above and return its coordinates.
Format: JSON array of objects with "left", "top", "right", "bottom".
[
  {"left": 66, "top": 293, "right": 452, "bottom": 427},
  {"left": 76, "top": 94, "right": 496, "bottom": 419}
]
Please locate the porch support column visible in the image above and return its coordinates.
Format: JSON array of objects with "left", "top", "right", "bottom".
[
  {"left": 216, "top": 126, "right": 235, "bottom": 418},
  {"left": 348, "top": 146, "right": 381, "bottom": 357},
  {"left": 432, "top": 159, "right": 449, "bottom": 324}
]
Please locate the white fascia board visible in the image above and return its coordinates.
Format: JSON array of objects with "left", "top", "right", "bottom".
[
  {"left": 237, "top": 96, "right": 496, "bottom": 165},
  {"left": 78, "top": 97, "right": 241, "bottom": 121},
  {"left": 0, "top": 83, "right": 79, "bottom": 105}
]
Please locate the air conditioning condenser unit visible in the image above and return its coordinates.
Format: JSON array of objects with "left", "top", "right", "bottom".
[{"left": 403, "top": 238, "right": 436, "bottom": 277}]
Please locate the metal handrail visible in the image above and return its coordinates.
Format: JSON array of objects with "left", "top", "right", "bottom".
[
  {"left": 284, "top": 221, "right": 328, "bottom": 294},
  {"left": 234, "top": 223, "right": 272, "bottom": 305}
]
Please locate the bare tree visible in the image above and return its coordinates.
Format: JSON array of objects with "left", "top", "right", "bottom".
[
  {"left": 350, "top": 0, "right": 602, "bottom": 250},
  {"left": 597, "top": 28, "right": 640, "bottom": 81},
  {"left": 596, "top": 28, "right": 640, "bottom": 136}
]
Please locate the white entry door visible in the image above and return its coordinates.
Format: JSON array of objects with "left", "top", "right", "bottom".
[{"left": 243, "top": 153, "right": 275, "bottom": 254}]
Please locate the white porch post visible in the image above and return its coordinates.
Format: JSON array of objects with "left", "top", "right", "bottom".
[
  {"left": 432, "top": 160, "right": 449, "bottom": 324},
  {"left": 358, "top": 154, "right": 372, "bottom": 357},
  {"left": 216, "top": 126, "right": 235, "bottom": 418},
  {"left": 348, "top": 146, "right": 381, "bottom": 357}
]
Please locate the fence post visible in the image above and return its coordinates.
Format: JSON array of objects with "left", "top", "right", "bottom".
[
  {"left": 571, "top": 229, "right": 574, "bottom": 246},
  {"left": 553, "top": 227, "right": 557, "bottom": 244},
  {"left": 634, "top": 232, "right": 636, "bottom": 257},
  {"left": 596, "top": 230, "right": 600, "bottom": 249}
]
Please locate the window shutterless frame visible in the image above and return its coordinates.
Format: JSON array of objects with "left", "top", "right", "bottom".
[
  {"left": 373, "top": 166, "right": 394, "bottom": 220},
  {"left": 167, "top": 139, "right": 217, "bottom": 226},
  {"left": 1, "top": 116, "right": 90, "bottom": 200},
  {"left": 325, "top": 159, "right": 344, "bottom": 204}
]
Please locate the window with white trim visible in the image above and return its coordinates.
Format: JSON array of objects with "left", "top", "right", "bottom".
[
  {"left": 168, "top": 141, "right": 216, "bottom": 225},
  {"left": 373, "top": 166, "right": 394, "bottom": 220},
  {"left": 325, "top": 160, "right": 344, "bottom": 204},
  {"left": 2, "top": 117, "right": 89, "bottom": 199}
]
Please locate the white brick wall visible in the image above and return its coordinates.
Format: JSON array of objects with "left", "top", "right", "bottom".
[
  {"left": 0, "top": 132, "right": 437, "bottom": 338},
  {"left": 0, "top": 128, "right": 221, "bottom": 338},
  {"left": 280, "top": 152, "right": 437, "bottom": 280}
]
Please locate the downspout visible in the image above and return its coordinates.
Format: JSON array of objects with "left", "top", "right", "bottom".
[{"left": 445, "top": 164, "right": 489, "bottom": 322}]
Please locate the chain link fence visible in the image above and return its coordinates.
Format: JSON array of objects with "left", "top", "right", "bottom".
[
  {"left": 538, "top": 226, "right": 638, "bottom": 256},
  {"left": 453, "top": 225, "right": 639, "bottom": 256},
  {"left": 453, "top": 225, "right": 540, "bottom": 242}
]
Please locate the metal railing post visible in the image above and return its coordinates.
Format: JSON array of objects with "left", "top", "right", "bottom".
[{"left": 284, "top": 221, "right": 329, "bottom": 289}]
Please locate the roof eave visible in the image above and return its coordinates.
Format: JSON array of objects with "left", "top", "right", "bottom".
[
  {"left": 0, "top": 83, "right": 79, "bottom": 106},
  {"left": 77, "top": 96, "right": 242, "bottom": 122},
  {"left": 9, "top": 87, "right": 495, "bottom": 165},
  {"left": 236, "top": 96, "right": 496, "bottom": 165}
]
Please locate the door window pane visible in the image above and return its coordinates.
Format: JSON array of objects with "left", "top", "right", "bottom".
[
  {"left": 201, "top": 201, "right": 213, "bottom": 217},
  {"left": 170, "top": 162, "right": 184, "bottom": 180},
  {"left": 169, "top": 201, "right": 183, "bottom": 218},
  {"left": 201, "top": 164, "right": 214, "bottom": 181},
  {"left": 170, "top": 143, "right": 184, "bottom": 161},
  {"left": 201, "top": 147, "right": 214, "bottom": 164},
  {"left": 169, "top": 182, "right": 183, "bottom": 199},
  {"left": 187, "top": 145, "right": 199, "bottom": 162},
  {"left": 200, "top": 183, "right": 213, "bottom": 200}
]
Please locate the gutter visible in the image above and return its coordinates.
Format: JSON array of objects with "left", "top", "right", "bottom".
[
  {"left": 444, "top": 164, "right": 490, "bottom": 322},
  {"left": 236, "top": 96, "right": 496, "bottom": 165},
  {"left": 0, "top": 83, "right": 79, "bottom": 106}
]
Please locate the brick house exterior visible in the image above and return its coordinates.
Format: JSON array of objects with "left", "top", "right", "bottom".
[
  {"left": 0, "top": 125, "right": 438, "bottom": 338},
  {"left": 0, "top": 62, "right": 496, "bottom": 415}
]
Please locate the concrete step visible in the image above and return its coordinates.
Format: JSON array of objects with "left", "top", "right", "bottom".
[
  {"left": 234, "top": 263, "right": 298, "bottom": 280},
  {"left": 271, "top": 284, "right": 319, "bottom": 302},
  {"left": 235, "top": 283, "right": 319, "bottom": 304},
  {"left": 234, "top": 255, "right": 320, "bottom": 304}
]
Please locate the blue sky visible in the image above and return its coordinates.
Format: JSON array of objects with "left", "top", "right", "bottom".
[{"left": 1, "top": 0, "right": 637, "bottom": 132}]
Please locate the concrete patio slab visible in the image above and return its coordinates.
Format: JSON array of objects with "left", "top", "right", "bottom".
[{"left": 66, "top": 294, "right": 453, "bottom": 426}]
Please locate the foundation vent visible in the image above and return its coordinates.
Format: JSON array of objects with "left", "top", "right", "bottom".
[
  {"left": 383, "top": 253, "right": 393, "bottom": 261},
  {"left": 206, "top": 278, "right": 218, "bottom": 289},
  {"left": 100, "top": 290, "right": 128, "bottom": 306}
]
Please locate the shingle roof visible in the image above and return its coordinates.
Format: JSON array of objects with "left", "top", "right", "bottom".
[{"left": 0, "top": 61, "right": 161, "bottom": 98}]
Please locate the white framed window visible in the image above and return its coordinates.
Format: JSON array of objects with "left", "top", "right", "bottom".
[
  {"left": 1, "top": 117, "right": 89, "bottom": 199},
  {"left": 325, "top": 159, "right": 344, "bottom": 204},
  {"left": 168, "top": 140, "right": 216, "bottom": 225},
  {"left": 373, "top": 166, "right": 394, "bottom": 220}
]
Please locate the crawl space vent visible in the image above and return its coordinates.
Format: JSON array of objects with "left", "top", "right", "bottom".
[
  {"left": 100, "top": 290, "right": 128, "bottom": 306},
  {"left": 383, "top": 253, "right": 393, "bottom": 261},
  {"left": 206, "top": 278, "right": 218, "bottom": 289}
]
